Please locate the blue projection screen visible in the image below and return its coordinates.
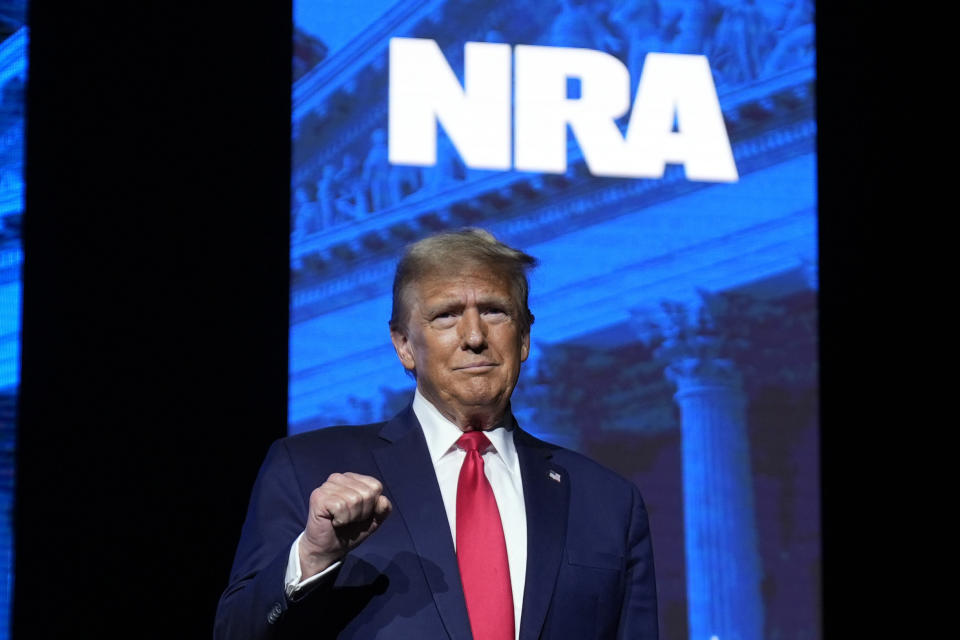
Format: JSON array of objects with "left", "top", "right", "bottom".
[
  {"left": 289, "top": 1, "right": 818, "bottom": 639},
  {"left": 0, "top": 3, "right": 26, "bottom": 637}
]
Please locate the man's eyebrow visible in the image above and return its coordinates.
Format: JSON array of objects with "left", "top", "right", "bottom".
[
  {"left": 476, "top": 292, "right": 513, "bottom": 305},
  {"left": 422, "top": 298, "right": 464, "bottom": 312}
]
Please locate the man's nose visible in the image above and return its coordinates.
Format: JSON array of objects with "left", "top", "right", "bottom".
[{"left": 459, "top": 308, "right": 486, "bottom": 350}]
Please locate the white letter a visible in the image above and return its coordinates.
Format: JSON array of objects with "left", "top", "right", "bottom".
[{"left": 625, "top": 53, "right": 738, "bottom": 182}]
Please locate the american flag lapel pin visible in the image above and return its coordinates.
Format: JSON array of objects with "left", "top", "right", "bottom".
[{"left": 548, "top": 470, "right": 562, "bottom": 483}]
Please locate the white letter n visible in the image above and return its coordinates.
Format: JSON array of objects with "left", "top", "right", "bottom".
[{"left": 388, "top": 38, "right": 511, "bottom": 170}]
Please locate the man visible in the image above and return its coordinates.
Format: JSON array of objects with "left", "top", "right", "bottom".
[{"left": 215, "top": 229, "right": 658, "bottom": 639}]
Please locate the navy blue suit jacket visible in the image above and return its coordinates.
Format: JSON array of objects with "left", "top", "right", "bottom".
[{"left": 214, "top": 408, "right": 658, "bottom": 639}]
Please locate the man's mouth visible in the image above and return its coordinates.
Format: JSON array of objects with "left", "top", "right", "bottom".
[{"left": 455, "top": 362, "right": 497, "bottom": 371}]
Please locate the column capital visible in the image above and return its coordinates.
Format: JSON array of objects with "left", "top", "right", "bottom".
[
  {"left": 654, "top": 298, "right": 745, "bottom": 397},
  {"left": 665, "top": 353, "right": 743, "bottom": 399},
  {"left": 649, "top": 291, "right": 760, "bottom": 370}
]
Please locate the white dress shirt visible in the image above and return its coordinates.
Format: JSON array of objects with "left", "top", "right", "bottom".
[
  {"left": 285, "top": 390, "right": 527, "bottom": 639},
  {"left": 413, "top": 390, "right": 527, "bottom": 639}
]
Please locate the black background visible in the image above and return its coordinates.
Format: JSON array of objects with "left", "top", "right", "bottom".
[
  {"left": 14, "top": 1, "right": 873, "bottom": 637},
  {"left": 16, "top": 3, "right": 291, "bottom": 637}
]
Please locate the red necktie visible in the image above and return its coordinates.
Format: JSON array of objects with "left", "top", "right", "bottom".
[{"left": 456, "top": 431, "right": 515, "bottom": 640}]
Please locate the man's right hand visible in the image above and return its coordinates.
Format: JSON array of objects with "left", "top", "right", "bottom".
[{"left": 298, "top": 472, "right": 393, "bottom": 580}]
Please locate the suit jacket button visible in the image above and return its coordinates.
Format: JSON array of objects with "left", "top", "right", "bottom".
[{"left": 267, "top": 602, "right": 283, "bottom": 625}]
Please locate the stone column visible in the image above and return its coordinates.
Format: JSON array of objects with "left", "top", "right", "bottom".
[{"left": 665, "top": 346, "right": 764, "bottom": 640}]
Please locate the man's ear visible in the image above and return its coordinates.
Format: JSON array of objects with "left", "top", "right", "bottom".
[
  {"left": 390, "top": 328, "right": 416, "bottom": 371},
  {"left": 520, "top": 331, "right": 530, "bottom": 363}
]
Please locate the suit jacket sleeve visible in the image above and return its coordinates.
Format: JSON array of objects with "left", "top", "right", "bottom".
[
  {"left": 214, "top": 439, "right": 323, "bottom": 640},
  {"left": 617, "top": 484, "right": 659, "bottom": 639}
]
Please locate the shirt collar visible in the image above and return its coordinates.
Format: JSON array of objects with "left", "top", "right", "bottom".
[{"left": 412, "top": 388, "right": 519, "bottom": 473}]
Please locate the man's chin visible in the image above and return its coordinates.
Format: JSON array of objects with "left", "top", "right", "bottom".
[
  {"left": 452, "top": 391, "right": 511, "bottom": 417},
  {"left": 454, "top": 385, "right": 503, "bottom": 404}
]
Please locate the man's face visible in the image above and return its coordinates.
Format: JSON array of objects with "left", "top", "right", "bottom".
[{"left": 390, "top": 267, "right": 530, "bottom": 430}]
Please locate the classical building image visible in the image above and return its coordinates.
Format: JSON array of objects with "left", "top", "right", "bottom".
[{"left": 290, "top": 1, "right": 818, "bottom": 638}]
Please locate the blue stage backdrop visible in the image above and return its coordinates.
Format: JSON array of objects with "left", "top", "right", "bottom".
[
  {"left": 0, "top": 2, "right": 26, "bottom": 637},
  {"left": 290, "top": 2, "right": 817, "bottom": 639}
]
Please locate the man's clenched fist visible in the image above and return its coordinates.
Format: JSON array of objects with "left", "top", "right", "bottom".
[{"left": 298, "top": 472, "right": 393, "bottom": 579}]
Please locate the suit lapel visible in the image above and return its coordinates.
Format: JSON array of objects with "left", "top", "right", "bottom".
[
  {"left": 372, "top": 408, "right": 473, "bottom": 640},
  {"left": 514, "top": 426, "right": 569, "bottom": 640}
]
